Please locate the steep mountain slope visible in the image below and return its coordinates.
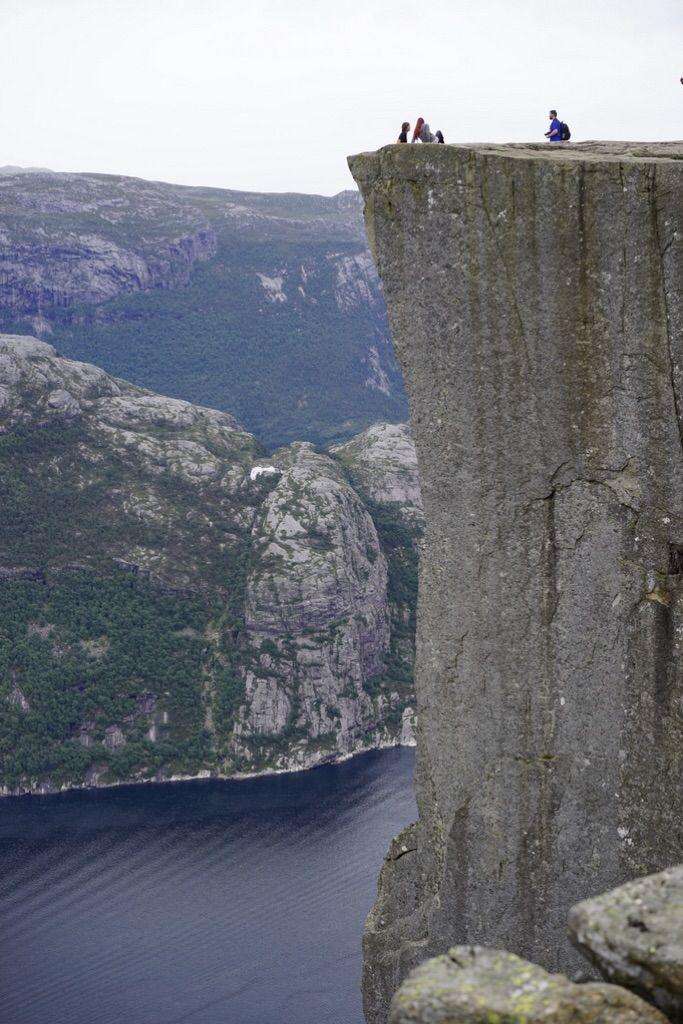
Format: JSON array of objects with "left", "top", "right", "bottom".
[
  {"left": 0, "top": 334, "right": 418, "bottom": 795},
  {"left": 0, "top": 171, "right": 406, "bottom": 447}
]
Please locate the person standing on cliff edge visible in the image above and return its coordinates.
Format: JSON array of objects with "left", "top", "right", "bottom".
[{"left": 545, "top": 109, "right": 563, "bottom": 141}]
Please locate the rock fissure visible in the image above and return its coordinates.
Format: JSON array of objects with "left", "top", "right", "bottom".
[
  {"left": 349, "top": 141, "right": 683, "bottom": 1023},
  {"left": 478, "top": 173, "right": 544, "bottom": 450},
  {"left": 649, "top": 165, "right": 683, "bottom": 458}
]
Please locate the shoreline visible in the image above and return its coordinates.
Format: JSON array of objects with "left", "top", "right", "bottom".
[{"left": 0, "top": 734, "right": 416, "bottom": 801}]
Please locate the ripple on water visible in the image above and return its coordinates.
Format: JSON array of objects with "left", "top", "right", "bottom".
[{"left": 0, "top": 746, "right": 416, "bottom": 1024}]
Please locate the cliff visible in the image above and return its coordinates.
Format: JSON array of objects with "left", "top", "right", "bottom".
[
  {"left": 348, "top": 141, "right": 683, "bottom": 1021},
  {"left": 0, "top": 170, "right": 406, "bottom": 446},
  {"left": 0, "top": 334, "right": 419, "bottom": 795}
]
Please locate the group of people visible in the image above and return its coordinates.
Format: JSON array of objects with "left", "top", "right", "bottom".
[
  {"left": 397, "top": 110, "right": 570, "bottom": 145},
  {"left": 398, "top": 118, "right": 445, "bottom": 144}
]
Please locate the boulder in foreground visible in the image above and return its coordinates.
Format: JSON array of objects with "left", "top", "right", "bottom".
[
  {"left": 569, "top": 865, "right": 683, "bottom": 1022},
  {"left": 389, "top": 945, "right": 669, "bottom": 1024}
]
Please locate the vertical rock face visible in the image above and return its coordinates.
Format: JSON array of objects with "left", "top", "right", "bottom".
[
  {"left": 348, "top": 142, "right": 683, "bottom": 1021},
  {"left": 235, "top": 442, "right": 392, "bottom": 762}
]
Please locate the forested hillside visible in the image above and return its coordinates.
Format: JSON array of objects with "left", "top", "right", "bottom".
[
  {"left": 0, "top": 171, "right": 407, "bottom": 447},
  {"left": 0, "top": 335, "right": 420, "bottom": 795}
]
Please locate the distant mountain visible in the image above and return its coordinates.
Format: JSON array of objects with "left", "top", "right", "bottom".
[
  {"left": 0, "top": 165, "right": 54, "bottom": 175},
  {"left": 0, "top": 335, "right": 420, "bottom": 795},
  {"left": 0, "top": 170, "right": 407, "bottom": 447}
]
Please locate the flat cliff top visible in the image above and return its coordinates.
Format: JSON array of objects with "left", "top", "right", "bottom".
[{"left": 349, "top": 140, "right": 683, "bottom": 179}]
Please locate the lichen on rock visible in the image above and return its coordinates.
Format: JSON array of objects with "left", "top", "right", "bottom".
[
  {"left": 569, "top": 864, "right": 683, "bottom": 1023},
  {"left": 389, "top": 945, "right": 669, "bottom": 1024}
]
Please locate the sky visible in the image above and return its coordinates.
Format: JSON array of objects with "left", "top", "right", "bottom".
[{"left": 3, "top": 0, "right": 682, "bottom": 195}]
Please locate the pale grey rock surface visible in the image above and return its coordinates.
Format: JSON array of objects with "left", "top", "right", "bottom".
[
  {"left": 234, "top": 441, "right": 398, "bottom": 767},
  {"left": 331, "top": 422, "right": 422, "bottom": 519},
  {"left": 389, "top": 945, "right": 668, "bottom": 1024},
  {"left": 348, "top": 141, "right": 683, "bottom": 1021},
  {"left": 569, "top": 865, "right": 683, "bottom": 1022},
  {"left": 0, "top": 172, "right": 218, "bottom": 315}
]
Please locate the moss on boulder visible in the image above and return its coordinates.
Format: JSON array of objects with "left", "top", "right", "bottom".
[{"left": 389, "top": 946, "right": 668, "bottom": 1024}]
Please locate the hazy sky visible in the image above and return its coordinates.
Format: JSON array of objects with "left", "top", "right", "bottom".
[{"left": 3, "top": 0, "right": 681, "bottom": 195}]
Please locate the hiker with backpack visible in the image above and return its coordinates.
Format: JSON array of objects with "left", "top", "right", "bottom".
[
  {"left": 545, "top": 110, "right": 570, "bottom": 142},
  {"left": 412, "top": 117, "right": 435, "bottom": 143}
]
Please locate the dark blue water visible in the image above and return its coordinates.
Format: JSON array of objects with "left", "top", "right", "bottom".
[{"left": 0, "top": 747, "right": 415, "bottom": 1024}]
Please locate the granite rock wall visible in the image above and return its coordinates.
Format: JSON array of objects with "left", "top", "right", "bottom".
[{"left": 348, "top": 141, "right": 683, "bottom": 1022}]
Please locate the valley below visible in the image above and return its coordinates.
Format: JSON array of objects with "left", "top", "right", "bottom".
[
  {"left": 0, "top": 166, "right": 422, "bottom": 799},
  {"left": 0, "top": 162, "right": 423, "bottom": 1024},
  {"left": 0, "top": 168, "right": 407, "bottom": 448}
]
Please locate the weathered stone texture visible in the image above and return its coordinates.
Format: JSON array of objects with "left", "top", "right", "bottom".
[
  {"left": 235, "top": 442, "right": 392, "bottom": 760},
  {"left": 569, "top": 864, "right": 683, "bottom": 1022},
  {"left": 348, "top": 142, "right": 683, "bottom": 1021},
  {"left": 389, "top": 945, "right": 668, "bottom": 1024},
  {"left": 331, "top": 422, "right": 423, "bottom": 519}
]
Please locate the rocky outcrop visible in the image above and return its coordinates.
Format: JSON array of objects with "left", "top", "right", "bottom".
[
  {"left": 349, "top": 142, "right": 683, "bottom": 1020},
  {"left": 389, "top": 946, "right": 668, "bottom": 1024},
  {"left": 0, "top": 334, "right": 417, "bottom": 794},
  {"left": 569, "top": 865, "right": 683, "bottom": 1022},
  {"left": 233, "top": 432, "right": 418, "bottom": 771},
  {"left": 331, "top": 422, "right": 422, "bottom": 520},
  {"left": 389, "top": 866, "right": 683, "bottom": 1024},
  {"left": 235, "top": 442, "right": 393, "bottom": 766}
]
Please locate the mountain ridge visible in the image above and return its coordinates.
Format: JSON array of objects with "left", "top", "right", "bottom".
[{"left": 0, "top": 170, "right": 407, "bottom": 447}]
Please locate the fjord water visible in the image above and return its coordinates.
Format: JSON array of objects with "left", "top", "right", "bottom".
[{"left": 0, "top": 748, "right": 415, "bottom": 1024}]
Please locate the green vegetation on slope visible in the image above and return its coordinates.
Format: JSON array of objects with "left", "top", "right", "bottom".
[
  {"left": 0, "top": 335, "right": 417, "bottom": 793},
  {"left": 0, "top": 173, "right": 407, "bottom": 448},
  {"left": 0, "top": 571, "right": 213, "bottom": 788},
  {"left": 43, "top": 241, "right": 403, "bottom": 448}
]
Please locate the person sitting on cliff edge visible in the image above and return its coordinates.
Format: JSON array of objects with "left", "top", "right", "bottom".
[
  {"left": 435, "top": 130, "right": 445, "bottom": 144},
  {"left": 545, "top": 109, "right": 563, "bottom": 141},
  {"left": 398, "top": 121, "right": 410, "bottom": 143},
  {"left": 412, "top": 117, "right": 435, "bottom": 143}
]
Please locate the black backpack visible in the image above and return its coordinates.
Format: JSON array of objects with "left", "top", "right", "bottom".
[{"left": 560, "top": 122, "right": 571, "bottom": 141}]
